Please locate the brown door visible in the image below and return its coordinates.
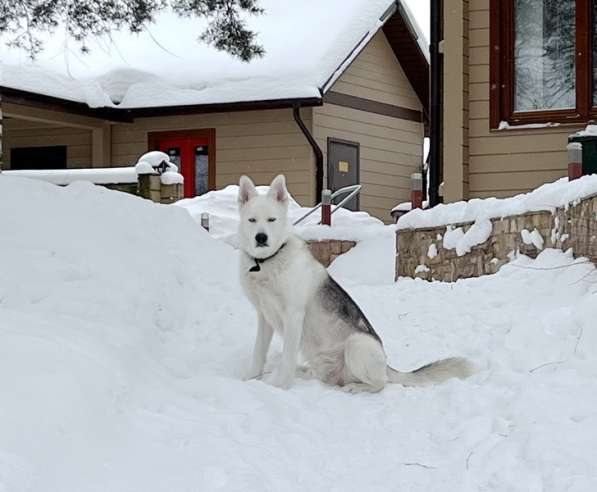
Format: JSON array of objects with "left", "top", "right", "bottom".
[
  {"left": 327, "top": 138, "right": 360, "bottom": 211},
  {"left": 148, "top": 129, "right": 216, "bottom": 198}
]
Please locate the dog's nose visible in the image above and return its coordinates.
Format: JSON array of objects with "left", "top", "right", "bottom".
[{"left": 255, "top": 233, "right": 268, "bottom": 245}]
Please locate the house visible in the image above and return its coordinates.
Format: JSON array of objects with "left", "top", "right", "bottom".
[
  {"left": 436, "top": 0, "right": 597, "bottom": 204},
  {"left": 0, "top": 0, "right": 428, "bottom": 222}
]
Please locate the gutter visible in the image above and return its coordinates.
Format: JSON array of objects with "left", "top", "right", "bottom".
[
  {"left": 1, "top": 86, "right": 323, "bottom": 121},
  {"left": 293, "top": 104, "right": 324, "bottom": 204},
  {"left": 428, "top": 0, "right": 443, "bottom": 206}
]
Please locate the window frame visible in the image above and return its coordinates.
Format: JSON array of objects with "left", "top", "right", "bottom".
[{"left": 490, "top": 0, "right": 595, "bottom": 128}]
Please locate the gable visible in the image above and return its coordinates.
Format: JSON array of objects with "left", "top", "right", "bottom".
[{"left": 329, "top": 31, "right": 422, "bottom": 112}]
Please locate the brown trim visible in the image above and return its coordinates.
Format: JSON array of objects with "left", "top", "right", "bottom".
[
  {"left": 489, "top": 0, "right": 501, "bottom": 129},
  {"left": 1, "top": 87, "right": 322, "bottom": 122},
  {"left": 148, "top": 129, "right": 216, "bottom": 192},
  {"left": 323, "top": 91, "right": 422, "bottom": 122},
  {"left": 490, "top": 0, "right": 596, "bottom": 128},
  {"left": 0, "top": 86, "right": 133, "bottom": 123},
  {"left": 129, "top": 97, "right": 322, "bottom": 118}
]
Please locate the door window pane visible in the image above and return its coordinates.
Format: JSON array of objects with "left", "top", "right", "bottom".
[
  {"left": 195, "top": 145, "right": 209, "bottom": 196},
  {"left": 514, "top": 0, "right": 576, "bottom": 111},
  {"left": 166, "top": 147, "right": 181, "bottom": 170}
]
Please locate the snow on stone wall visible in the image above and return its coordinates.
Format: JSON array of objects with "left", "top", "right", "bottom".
[{"left": 396, "top": 193, "right": 597, "bottom": 282}]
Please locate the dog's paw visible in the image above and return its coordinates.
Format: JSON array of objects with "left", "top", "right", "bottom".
[
  {"left": 341, "top": 382, "right": 384, "bottom": 394},
  {"left": 241, "top": 365, "right": 264, "bottom": 382},
  {"left": 295, "top": 365, "right": 315, "bottom": 380},
  {"left": 267, "top": 370, "right": 294, "bottom": 390}
]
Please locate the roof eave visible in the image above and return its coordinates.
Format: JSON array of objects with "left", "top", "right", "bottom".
[{"left": 1, "top": 86, "right": 323, "bottom": 121}]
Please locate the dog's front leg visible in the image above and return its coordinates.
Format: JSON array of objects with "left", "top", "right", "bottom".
[
  {"left": 243, "top": 313, "right": 273, "bottom": 381},
  {"left": 271, "top": 311, "right": 304, "bottom": 389}
]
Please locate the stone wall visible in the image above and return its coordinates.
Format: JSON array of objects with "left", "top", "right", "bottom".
[
  {"left": 307, "top": 240, "right": 357, "bottom": 267},
  {"left": 396, "top": 194, "right": 597, "bottom": 282},
  {"left": 136, "top": 174, "right": 183, "bottom": 204},
  {"left": 103, "top": 175, "right": 183, "bottom": 204}
]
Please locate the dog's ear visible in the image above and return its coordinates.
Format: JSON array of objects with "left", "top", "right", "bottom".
[
  {"left": 238, "top": 175, "right": 257, "bottom": 205},
  {"left": 267, "top": 174, "right": 288, "bottom": 204}
]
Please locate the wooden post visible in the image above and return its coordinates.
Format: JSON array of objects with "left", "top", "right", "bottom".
[
  {"left": 411, "top": 173, "right": 423, "bottom": 209},
  {"left": 567, "top": 142, "right": 583, "bottom": 181},
  {"left": 201, "top": 213, "right": 210, "bottom": 231},
  {"left": 321, "top": 189, "right": 332, "bottom": 226},
  {"left": 91, "top": 123, "right": 112, "bottom": 167}
]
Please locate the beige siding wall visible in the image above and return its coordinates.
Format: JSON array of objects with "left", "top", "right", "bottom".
[
  {"left": 314, "top": 104, "right": 423, "bottom": 222},
  {"left": 331, "top": 31, "right": 422, "bottom": 111},
  {"left": 315, "top": 32, "right": 424, "bottom": 222},
  {"left": 443, "top": 0, "right": 470, "bottom": 201},
  {"left": 3, "top": 119, "right": 92, "bottom": 168},
  {"left": 110, "top": 109, "right": 315, "bottom": 205},
  {"left": 464, "top": 0, "right": 583, "bottom": 199}
]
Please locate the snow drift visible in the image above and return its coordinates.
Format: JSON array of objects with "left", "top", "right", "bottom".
[{"left": 1, "top": 175, "right": 597, "bottom": 491}]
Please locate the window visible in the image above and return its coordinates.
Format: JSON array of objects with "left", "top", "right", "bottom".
[
  {"left": 490, "top": 0, "right": 596, "bottom": 127},
  {"left": 10, "top": 146, "right": 67, "bottom": 170}
]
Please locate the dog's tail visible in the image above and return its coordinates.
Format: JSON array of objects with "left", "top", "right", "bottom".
[{"left": 387, "top": 357, "right": 475, "bottom": 387}]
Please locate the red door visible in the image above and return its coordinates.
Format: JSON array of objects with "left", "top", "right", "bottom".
[{"left": 149, "top": 130, "right": 215, "bottom": 199}]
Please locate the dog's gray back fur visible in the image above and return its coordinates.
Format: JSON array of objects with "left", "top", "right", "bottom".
[{"left": 317, "top": 276, "right": 381, "bottom": 344}]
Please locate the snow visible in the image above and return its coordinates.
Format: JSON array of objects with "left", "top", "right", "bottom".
[
  {"left": 0, "top": 0, "right": 424, "bottom": 109},
  {"left": 175, "top": 184, "right": 386, "bottom": 245},
  {"left": 160, "top": 171, "right": 184, "bottom": 185},
  {"left": 427, "top": 243, "right": 438, "bottom": 259},
  {"left": 443, "top": 226, "right": 465, "bottom": 250},
  {"left": 455, "top": 218, "right": 493, "bottom": 256},
  {"left": 397, "top": 175, "right": 597, "bottom": 230},
  {"left": 393, "top": 201, "right": 413, "bottom": 212},
  {"left": 134, "top": 161, "right": 156, "bottom": 175},
  {"left": 1, "top": 175, "right": 597, "bottom": 491},
  {"left": 521, "top": 228, "right": 545, "bottom": 250},
  {"left": 136, "top": 151, "right": 171, "bottom": 168},
  {"left": 2, "top": 150, "right": 184, "bottom": 186},
  {"left": 498, "top": 121, "right": 561, "bottom": 130},
  {"left": 391, "top": 200, "right": 430, "bottom": 214},
  {"left": 414, "top": 264, "right": 430, "bottom": 274},
  {"left": 2, "top": 167, "right": 138, "bottom": 185},
  {"left": 572, "top": 124, "right": 597, "bottom": 137},
  {"left": 438, "top": 219, "right": 492, "bottom": 256}
]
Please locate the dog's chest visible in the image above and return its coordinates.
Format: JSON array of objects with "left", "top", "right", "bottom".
[{"left": 243, "top": 268, "right": 292, "bottom": 330}]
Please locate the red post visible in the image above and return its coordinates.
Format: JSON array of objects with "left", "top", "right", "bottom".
[
  {"left": 321, "top": 189, "right": 332, "bottom": 226},
  {"left": 567, "top": 142, "right": 583, "bottom": 181},
  {"left": 411, "top": 173, "right": 423, "bottom": 209},
  {"left": 201, "top": 212, "right": 210, "bottom": 232}
]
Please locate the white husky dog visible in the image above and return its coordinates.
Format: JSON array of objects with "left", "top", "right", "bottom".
[{"left": 238, "top": 174, "right": 474, "bottom": 392}]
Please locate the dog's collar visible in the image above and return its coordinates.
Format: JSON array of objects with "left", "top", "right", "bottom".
[{"left": 249, "top": 243, "right": 287, "bottom": 272}]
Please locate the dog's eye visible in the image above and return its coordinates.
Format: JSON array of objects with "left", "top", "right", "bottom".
[
  {"left": 248, "top": 218, "right": 256, "bottom": 223},
  {"left": 267, "top": 218, "right": 277, "bottom": 223}
]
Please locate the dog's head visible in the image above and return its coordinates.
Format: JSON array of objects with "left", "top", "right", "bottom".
[{"left": 237, "top": 174, "right": 291, "bottom": 259}]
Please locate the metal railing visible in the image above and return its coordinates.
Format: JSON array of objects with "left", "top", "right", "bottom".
[{"left": 293, "top": 184, "right": 362, "bottom": 226}]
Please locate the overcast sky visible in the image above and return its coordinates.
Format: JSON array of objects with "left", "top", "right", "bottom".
[{"left": 403, "top": 0, "right": 430, "bottom": 45}]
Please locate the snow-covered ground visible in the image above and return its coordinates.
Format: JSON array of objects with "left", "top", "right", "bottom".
[
  {"left": 1, "top": 175, "right": 596, "bottom": 491},
  {"left": 176, "top": 184, "right": 387, "bottom": 245}
]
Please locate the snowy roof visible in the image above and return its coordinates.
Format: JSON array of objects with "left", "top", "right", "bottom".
[{"left": 0, "top": 0, "right": 428, "bottom": 111}]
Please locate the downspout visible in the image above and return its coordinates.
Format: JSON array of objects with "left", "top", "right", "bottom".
[
  {"left": 293, "top": 104, "right": 324, "bottom": 204},
  {"left": 429, "top": 0, "right": 444, "bottom": 206}
]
